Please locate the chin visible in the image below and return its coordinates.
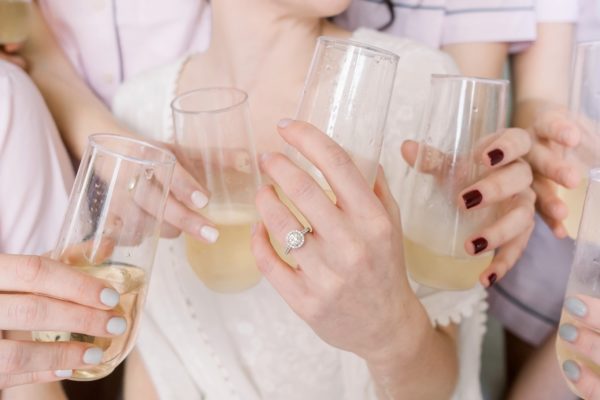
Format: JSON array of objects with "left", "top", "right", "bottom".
[{"left": 285, "top": 0, "right": 352, "bottom": 17}]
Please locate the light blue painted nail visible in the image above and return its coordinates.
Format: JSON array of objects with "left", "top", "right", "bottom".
[
  {"left": 559, "top": 323, "right": 578, "bottom": 342},
  {"left": 83, "top": 347, "right": 103, "bottom": 365},
  {"left": 54, "top": 369, "right": 73, "bottom": 378},
  {"left": 563, "top": 360, "right": 581, "bottom": 382},
  {"left": 100, "top": 288, "right": 120, "bottom": 308},
  {"left": 106, "top": 317, "right": 127, "bottom": 335},
  {"left": 565, "top": 297, "right": 588, "bottom": 318}
]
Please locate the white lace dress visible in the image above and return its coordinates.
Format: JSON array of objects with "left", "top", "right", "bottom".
[{"left": 113, "top": 29, "right": 488, "bottom": 400}]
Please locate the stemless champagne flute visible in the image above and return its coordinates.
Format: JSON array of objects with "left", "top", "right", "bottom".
[
  {"left": 558, "top": 41, "right": 600, "bottom": 239},
  {"left": 171, "top": 87, "right": 263, "bottom": 293},
  {"left": 0, "top": 0, "right": 32, "bottom": 44},
  {"left": 556, "top": 168, "right": 600, "bottom": 397},
  {"left": 403, "top": 75, "right": 508, "bottom": 291},
  {"left": 33, "top": 134, "right": 175, "bottom": 381}
]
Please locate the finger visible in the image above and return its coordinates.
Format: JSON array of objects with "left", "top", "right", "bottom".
[
  {"left": 254, "top": 184, "right": 322, "bottom": 270},
  {"left": 401, "top": 140, "right": 419, "bottom": 168},
  {"left": 59, "top": 236, "right": 116, "bottom": 265},
  {"left": 169, "top": 162, "right": 210, "bottom": 211},
  {"left": 460, "top": 159, "right": 533, "bottom": 210},
  {"left": 481, "top": 128, "right": 532, "bottom": 168},
  {"left": 533, "top": 177, "right": 568, "bottom": 238},
  {"left": 250, "top": 221, "right": 306, "bottom": 303},
  {"left": 560, "top": 359, "right": 600, "bottom": 400},
  {"left": 559, "top": 323, "right": 600, "bottom": 370},
  {"left": 0, "top": 294, "right": 127, "bottom": 337},
  {"left": 527, "top": 143, "right": 580, "bottom": 188},
  {"left": 563, "top": 295, "right": 600, "bottom": 331},
  {"left": 401, "top": 140, "right": 450, "bottom": 176},
  {"left": 0, "top": 255, "right": 121, "bottom": 310},
  {"left": 373, "top": 166, "right": 401, "bottom": 226},
  {"left": 0, "top": 340, "right": 104, "bottom": 375},
  {"left": 0, "top": 370, "right": 66, "bottom": 389},
  {"left": 3, "top": 43, "right": 23, "bottom": 53},
  {"left": 259, "top": 152, "right": 341, "bottom": 235},
  {"left": 277, "top": 119, "right": 379, "bottom": 216},
  {"left": 159, "top": 221, "right": 182, "bottom": 239},
  {"left": 479, "top": 221, "right": 534, "bottom": 287},
  {"left": 533, "top": 108, "right": 581, "bottom": 147}
]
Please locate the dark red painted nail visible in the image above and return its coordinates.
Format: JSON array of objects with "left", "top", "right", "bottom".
[
  {"left": 488, "top": 273, "right": 497, "bottom": 287},
  {"left": 472, "top": 237, "right": 488, "bottom": 254},
  {"left": 463, "top": 190, "right": 483, "bottom": 209},
  {"left": 488, "top": 149, "right": 504, "bottom": 166}
]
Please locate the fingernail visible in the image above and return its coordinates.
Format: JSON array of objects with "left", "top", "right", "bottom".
[
  {"left": 83, "top": 347, "right": 103, "bottom": 365},
  {"left": 200, "top": 226, "right": 219, "bottom": 243},
  {"left": 277, "top": 118, "right": 293, "bottom": 128},
  {"left": 100, "top": 288, "right": 120, "bottom": 308},
  {"left": 565, "top": 297, "right": 588, "bottom": 318},
  {"left": 54, "top": 369, "right": 73, "bottom": 378},
  {"left": 487, "top": 149, "right": 504, "bottom": 166},
  {"left": 462, "top": 190, "right": 483, "bottom": 209},
  {"left": 191, "top": 191, "right": 208, "bottom": 209},
  {"left": 559, "top": 323, "right": 578, "bottom": 343},
  {"left": 487, "top": 273, "right": 497, "bottom": 287},
  {"left": 106, "top": 317, "right": 127, "bottom": 335},
  {"left": 472, "top": 237, "right": 488, "bottom": 254},
  {"left": 562, "top": 360, "right": 581, "bottom": 382}
]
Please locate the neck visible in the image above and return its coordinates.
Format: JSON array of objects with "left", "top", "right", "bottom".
[{"left": 206, "top": 1, "right": 326, "bottom": 89}]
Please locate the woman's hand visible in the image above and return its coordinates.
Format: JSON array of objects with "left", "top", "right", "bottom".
[
  {"left": 0, "top": 254, "right": 126, "bottom": 388},
  {"left": 557, "top": 295, "right": 600, "bottom": 399},
  {"left": 402, "top": 127, "right": 536, "bottom": 287}
]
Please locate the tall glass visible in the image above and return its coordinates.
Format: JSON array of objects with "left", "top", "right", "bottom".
[
  {"left": 556, "top": 168, "right": 600, "bottom": 397},
  {"left": 0, "top": 0, "right": 31, "bottom": 44},
  {"left": 32, "top": 134, "right": 175, "bottom": 381},
  {"left": 558, "top": 41, "right": 600, "bottom": 238},
  {"left": 171, "top": 88, "right": 262, "bottom": 293},
  {"left": 403, "top": 75, "right": 508, "bottom": 291}
]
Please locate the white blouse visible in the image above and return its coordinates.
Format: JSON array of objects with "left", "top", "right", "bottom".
[{"left": 113, "top": 28, "right": 488, "bottom": 400}]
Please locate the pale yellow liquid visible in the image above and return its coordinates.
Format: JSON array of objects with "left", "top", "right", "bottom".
[
  {"left": 186, "top": 205, "right": 261, "bottom": 293},
  {"left": 0, "top": 1, "right": 30, "bottom": 44},
  {"left": 556, "top": 311, "right": 600, "bottom": 397},
  {"left": 403, "top": 237, "right": 493, "bottom": 290},
  {"left": 557, "top": 179, "right": 589, "bottom": 239},
  {"left": 32, "top": 264, "right": 146, "bottom": 381}
]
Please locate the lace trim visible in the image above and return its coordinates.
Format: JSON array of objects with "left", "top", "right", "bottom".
[{"left": 424, "top": 285, "right": 488, "bottom": 327}]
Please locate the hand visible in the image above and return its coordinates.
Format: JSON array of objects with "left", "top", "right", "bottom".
[
  {"left": 0, "top": 254, "right": 126, "bottom": 388},
  {"left": 252, "top": 119, "right": 418, "bottom": 364},
  {"left": 401, "top": 127, "right": 535, "bottom": 287},
  {"left": 0, "top": 43, "right": 27, "bottom": 69},
  {"left": 557, "top": 295, "right": 600, "bottom": 399}
]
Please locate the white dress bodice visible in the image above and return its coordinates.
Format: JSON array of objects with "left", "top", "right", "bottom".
[{"left": 113, "top": 29, "right": 487, "bottom": 400}]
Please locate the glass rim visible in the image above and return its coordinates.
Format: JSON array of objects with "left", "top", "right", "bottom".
[
  {"left": 317, "top": 36, "right": 400, "bottom": 62},
  {"left": 577, "top": 40, "right": 600, "bottom": 50},
  {"left": 171, "top": 87, "right": 248, "bottom": 115},
  {"left": 89, "top": 133, "right": 176, "bottom": 166},
  {"left": 431, "top": 74, "right": 509, "bottom": 87}
]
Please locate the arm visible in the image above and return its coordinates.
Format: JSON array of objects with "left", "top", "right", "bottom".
[
  {"left": 442, "top": 42, "right": 509, "bottom": 79},
  {"left": 2, "top": 383, "right": 67, "bottom": 400},
  {"left": 124, "top": 349, "right": 159, "bottom": 400}
]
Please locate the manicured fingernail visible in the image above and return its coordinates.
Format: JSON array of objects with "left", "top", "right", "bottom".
[
  {"left": 559, "top": 323, "right": 578, "bottom": 343},
  {"left": 106, "top": 317, "right": 127, "bottom": 335},
  {"left": 487, "top": 149, "right": 504, "bottom": 166},
  {"left": 565, "top": 297, "right": 588, "bottom": 318},
  {"left": 277, "top": 118, "right": 293, "bottom": 128},
  {"left": 472, "top": 237, "right": 488, "bottom": 254},
  {"left": 462, "top": 190, "right": 483, "bottom": 209},
  {"left": 191, "top": 191, "right": 208, "bottom": 209},
  {"left": 487, "top": 273, "right": 497, "bottom": 287},
  {"left": 563, "top": 360, "right": 581, "bottom": 382},
  {"left": 83, "top": 347, "right": 103, "bottom": 365},
  {"left": 54, "top": 369, "right": 73, "bottom": 378},
  {"left": 100, "top": 288, "right": 120, "bottom": 308},
  {"left": 200, "top": 226, "right": 219, "bottom": 243}
]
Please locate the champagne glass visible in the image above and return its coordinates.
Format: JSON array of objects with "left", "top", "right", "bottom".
[
  {"left": 556, "top": 168, "right": 600, "bottom": 397},
  {"left": 33, "top": 134, "right": 175, "bottom": 381},
  {"left": 0, "top": 0, "right": 32, "bottom": 44},
  {"left": 558, "top": 41, "right": 600, "bottom": 238},
  {"left": 403, "top": 75, "right": 508, "bottom": 291},
  {"left": 171, "top": 87, "right": 263, "bottom": 293}
]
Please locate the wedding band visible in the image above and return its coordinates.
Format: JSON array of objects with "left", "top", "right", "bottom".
[{"left": 284, "top": 227, "right": 312, "bottom": 254}]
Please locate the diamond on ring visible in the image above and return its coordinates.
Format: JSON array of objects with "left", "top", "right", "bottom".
[{"left": 284, "top": 227, "right": 312, "bottom": 254}]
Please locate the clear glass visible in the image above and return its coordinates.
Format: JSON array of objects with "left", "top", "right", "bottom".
[
  {"left": 556, "top": 168, "right": 600, "bottom": 396},
  {"left": 32, "top": 134, "right": 175, "bottom": 381},
  {"left": 0, "top": 0, "right": 31, "bottom": 44},
  {"left": 403, "top": 75, "right": 509, "bottom": 290},
  {"left": 171, "top": 87, "right": 263, "bottom": 293},
  {"left": 558, "top": 41, "right": 600, "bottom": 238},
  {"left": 288, "top": 36, "right": 399, "bottom": 188}
]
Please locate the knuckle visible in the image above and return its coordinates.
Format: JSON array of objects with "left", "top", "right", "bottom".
[
  {"left": 324, "top": 143, "right": 352, "bottom": 168},
  {"left": 343, "top": 241, "right": 369, "bottom": 268},
  {"left": 16, "top": 255, "right": 46, "bottom": 284},
  {"left": 289, "top": 176, "right": 317, "bottom": 201},
  {"left": 0, "top": 342, "right": 25, "bottom": 373},
  {"left": 10, "top": 296, "right": 48, "bottom": 327},
  {"left": 76, "top": 308, "right": 99, "bottom": 335}
]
